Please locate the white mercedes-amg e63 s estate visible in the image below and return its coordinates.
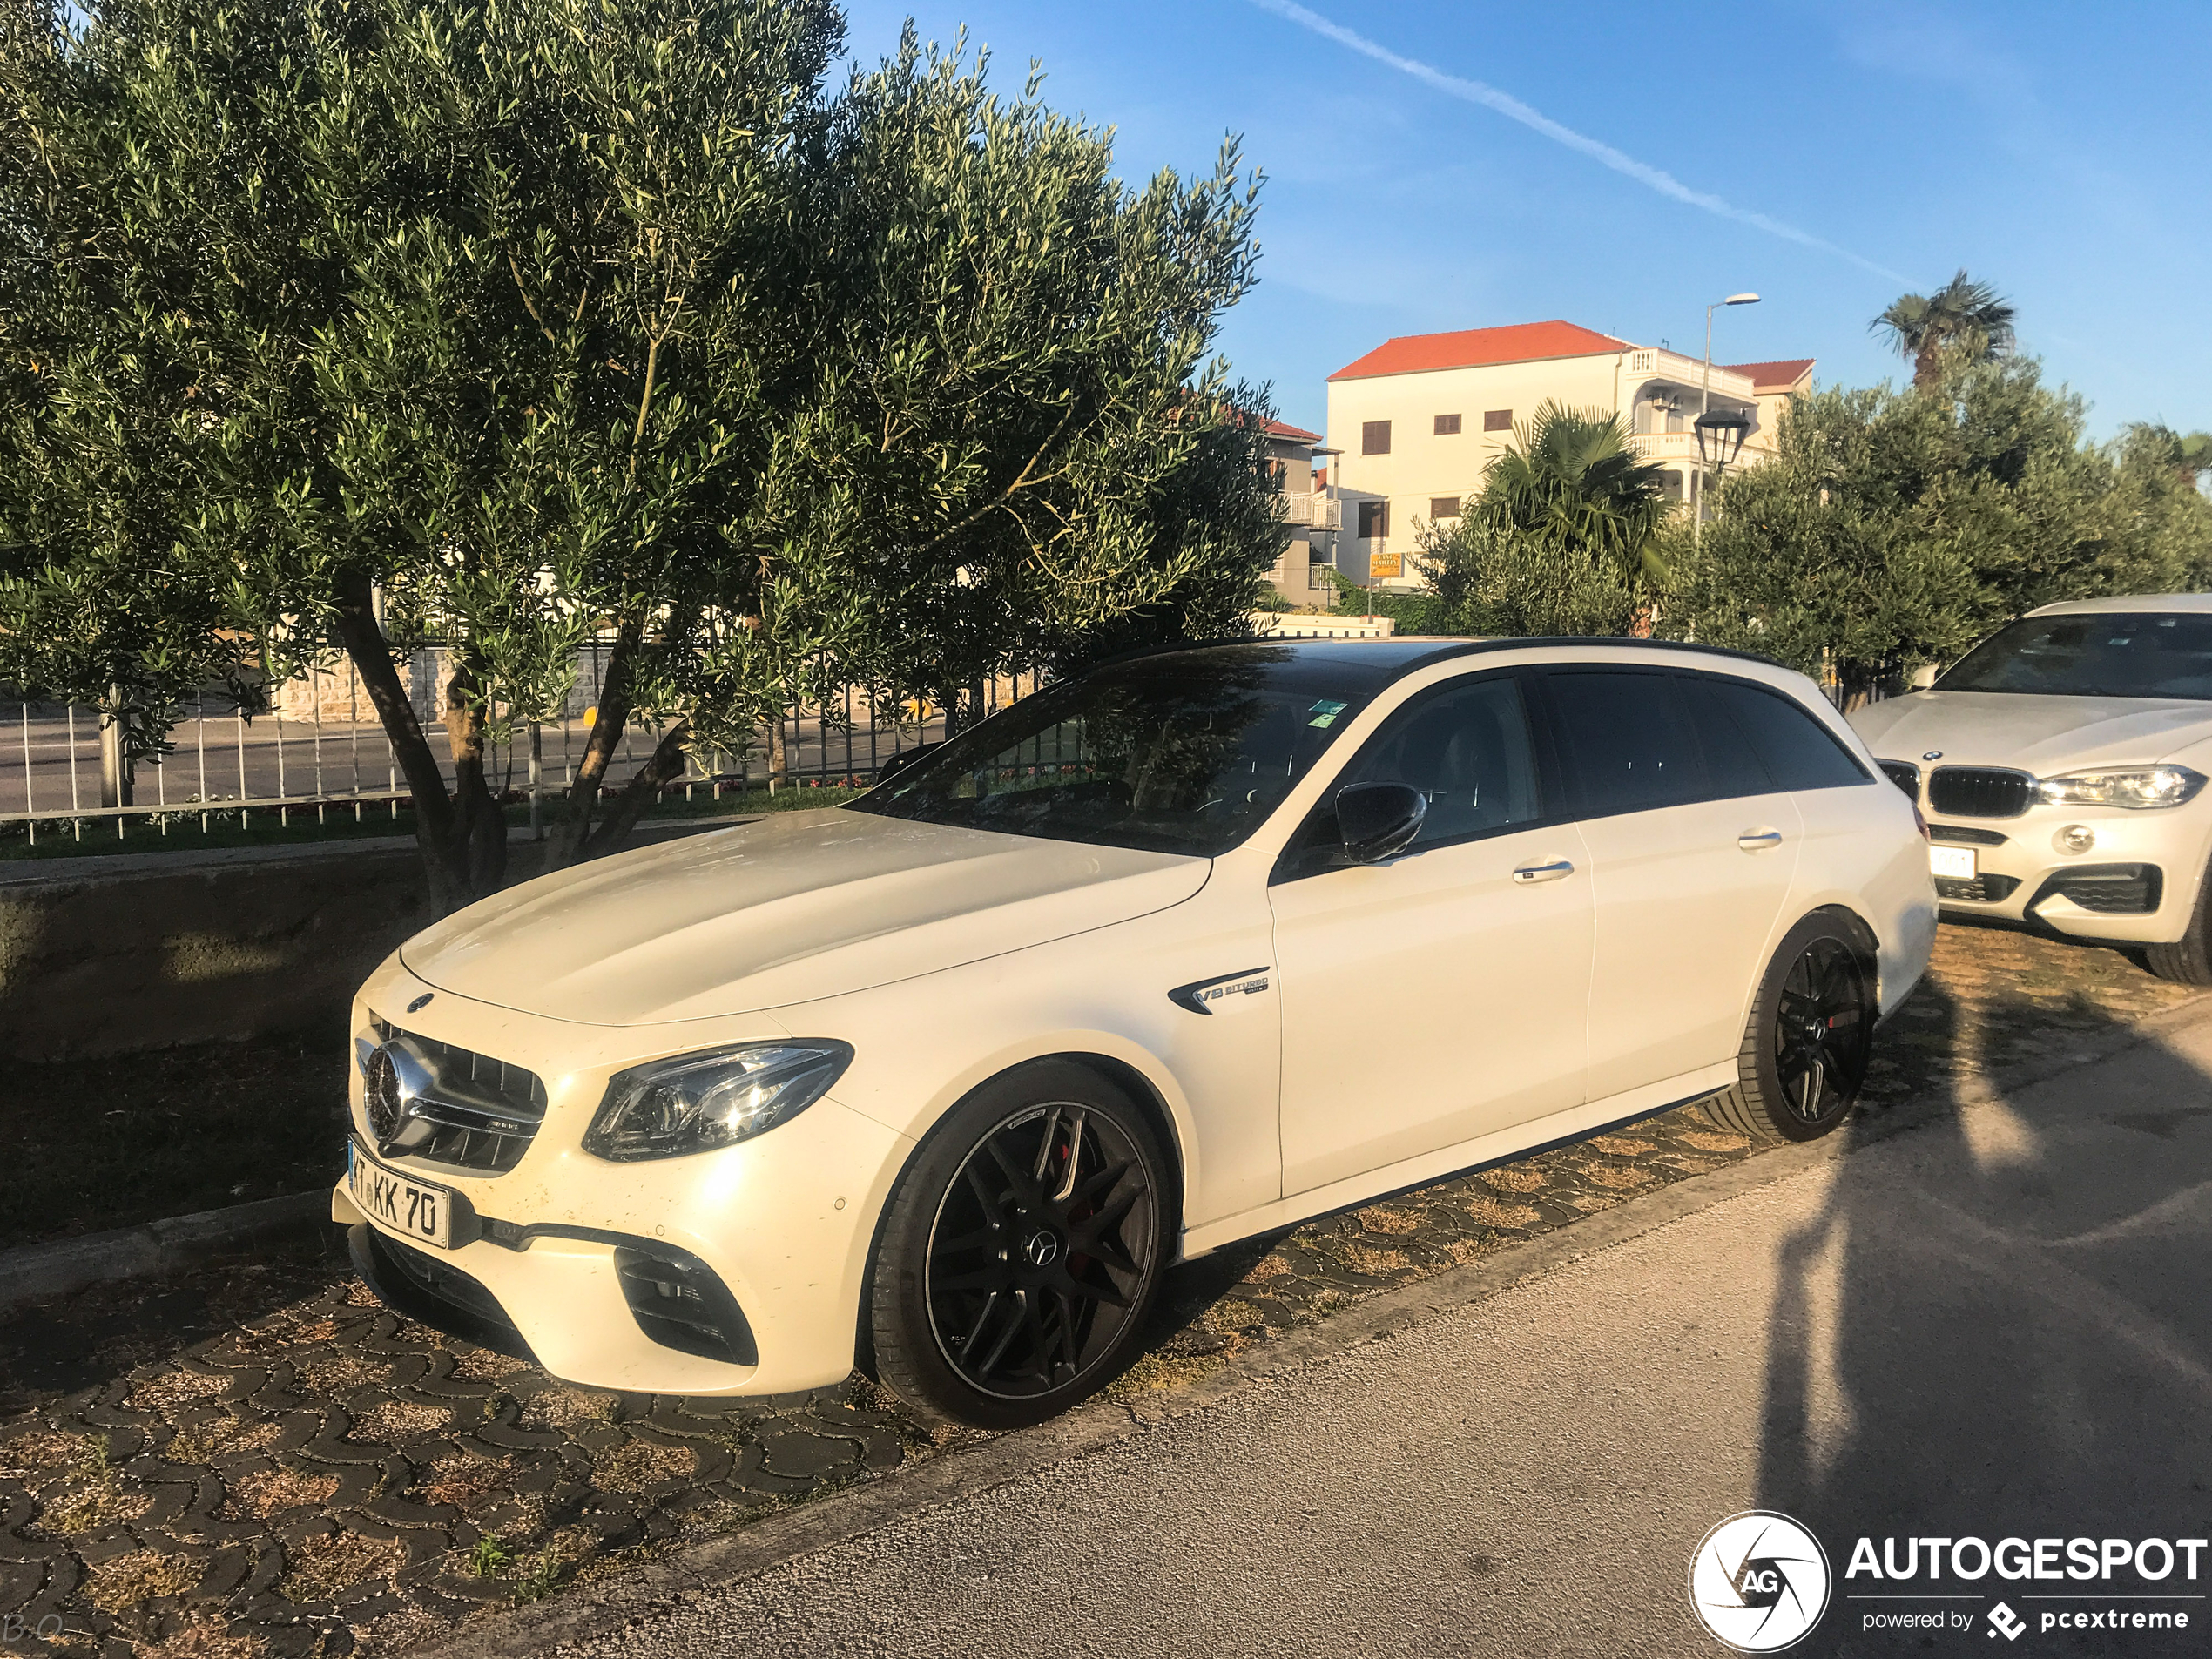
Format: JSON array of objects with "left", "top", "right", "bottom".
[{"left": 335, "top": 638, "right": 1934, "bottom": 1426}]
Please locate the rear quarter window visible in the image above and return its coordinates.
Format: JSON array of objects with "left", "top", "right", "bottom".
[{"left": 1693, "top": 676, "right": 1870, "bottom": 791}]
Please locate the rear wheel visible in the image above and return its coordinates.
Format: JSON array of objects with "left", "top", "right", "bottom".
[
  {"left": 867, "top": 1061, "right": 1170, "bottom": 1429},
  {"left": 2145, "top": 855, "right": 2212, "bottom": 984},
  {"left": 1700, "top": 914, "right": 1875, "bottom": 1143}
]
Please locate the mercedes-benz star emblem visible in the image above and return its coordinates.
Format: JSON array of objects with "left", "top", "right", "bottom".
[
  {"left": 1922, "top": 750, "right": 1944, "bottom": 761},
  {"left": 362, "top": 1046, "right": 403, "bottom": 1144},
  {"left": 407, "top": 992, "right": 435, "bottom": 1013},
  {"left": 1019, "top": 1230, "right": 1061, "bottom": 1268}
]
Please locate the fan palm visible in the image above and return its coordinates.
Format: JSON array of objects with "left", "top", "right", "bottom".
[
  {"left": 1471, "top": 399, "right": 1671, "bottom": 597},
  {"left": 1872, "top": 270, "right": 2017, "bottom": 390}
]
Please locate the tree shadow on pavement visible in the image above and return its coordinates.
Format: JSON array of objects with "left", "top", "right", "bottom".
[{"left": 1754, "top": 965, "right": 2212, "bottom": 1656}]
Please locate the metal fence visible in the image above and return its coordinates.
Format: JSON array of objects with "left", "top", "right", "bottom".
[{"left": 2, "top": 658, "right": 1048, "bottom": 848}]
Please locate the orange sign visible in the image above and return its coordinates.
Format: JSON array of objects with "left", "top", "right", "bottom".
[{"left": 1367, "top": 550, "right": 1404, "bottom": 579}]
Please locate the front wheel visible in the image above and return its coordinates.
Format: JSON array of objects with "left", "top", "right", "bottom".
[
  {"left": 1700, "top": 914, "right": 1875, "bottom": 1143},
  {"left": 2145, "top": 853, "right": 2212, "bottom": 984},
  {"left": 866, "top": 1061, "right": 1171, "bottom": 1429}
]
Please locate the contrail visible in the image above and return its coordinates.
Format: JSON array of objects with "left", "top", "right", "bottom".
[{"left": 1249, "top": 0, "right": 1910, "bottom": 286}]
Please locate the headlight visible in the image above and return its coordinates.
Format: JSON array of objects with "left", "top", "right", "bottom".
[
  {"left": 583, "top": 1041, "right": 854, "bottom": 1163},
  {"left": 2033, "top": 766, "right": 2209, "bottom": 810}
]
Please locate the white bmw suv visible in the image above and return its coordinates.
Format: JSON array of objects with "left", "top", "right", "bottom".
[
  {"left": 335, "top": 638, "right": 1933, "bottom": 1426},
  {"left": 1849, "top": 595, "right": 2212, "bottom": 983}
]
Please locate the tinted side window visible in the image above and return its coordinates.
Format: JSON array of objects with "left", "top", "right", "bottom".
[
  {"left": 1700, "top": 677, "right": 1871, "bottom": 790},
  {"left": 1278, "top": 675, "right": 1541, "bottom": 878},
  {"left": 1679, "top": 676, "right": 1776, "bottom": 798},
  {"left": 1545, "top": 669, "right": 1706, "bottom": 818}
]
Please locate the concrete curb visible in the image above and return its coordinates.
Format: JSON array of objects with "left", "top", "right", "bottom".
[
  {"left": 0, "top": 1190, "right": 329, "bottom": 1312},
  {"left": 402, "top": 988, "right": 2212, "bottom": 1659}
]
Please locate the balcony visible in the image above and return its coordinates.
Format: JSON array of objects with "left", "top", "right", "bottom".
[
  {"left": 1621, "top": 349, "right": 1756, "bottom": 402},
  {"left": 1278, "top": 493, "right": 1342, "bottom": 530}
]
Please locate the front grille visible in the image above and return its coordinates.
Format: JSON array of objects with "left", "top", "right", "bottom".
[
  {"left": 1878, "top": 759, "right": 1921, "bottom": 799},
  {"left": 363, "top": 1016, "right": 547, "bottom": 1174},
  {"left": 1936, "top": 873, "right": 2022, "bottom": 903},
  {"left": 2031, "top": 864, "right": 2162, "bottom": 915},
  {"left": 614, "top": 1245, "right": 759, "bottom": 1367},
  {"left": 1929, "top": 824, "right": 2008, "bottom": 846},
  {"left": 1928, "top": 766, "right": 2034, "bottom": 819}
]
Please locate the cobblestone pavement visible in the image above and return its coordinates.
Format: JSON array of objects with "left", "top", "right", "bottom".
[{"left": 1, "top": 923, "right": 2201, "bottom": 1657}]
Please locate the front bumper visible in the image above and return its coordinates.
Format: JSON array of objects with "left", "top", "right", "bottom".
[
  {"left": 1919, "top": 805, "right": 2209, "bottom": 943},
  {"left": 340, "top": 958, "right": 914, "bottom": 1397}
]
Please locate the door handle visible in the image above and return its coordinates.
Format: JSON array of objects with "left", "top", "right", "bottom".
[
  {"left": 1511, "top": 858, "right": 1575, "bottom": 884},
  {"left": 1738, "top": 828, "right": 1784, "bottom": 851}
]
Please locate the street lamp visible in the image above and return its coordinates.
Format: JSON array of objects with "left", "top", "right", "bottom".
[{"left": 1696, "top": 292, "right": 1759, "bottom": 535}]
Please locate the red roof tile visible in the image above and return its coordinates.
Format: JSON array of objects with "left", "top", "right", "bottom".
[
  {"left": 1720, "top": 358, "right": 1816, "bottom": 394},
  {"left": 1264, "top": 418, "right": 1324, "bottom": 442},
  {"left": 1327, "top": 320, "right": 1635, "bottom": 382}
]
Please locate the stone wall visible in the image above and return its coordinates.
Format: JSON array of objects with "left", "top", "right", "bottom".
[{"left": 0, "top": 842, "right": 431, "bottom": 1061}]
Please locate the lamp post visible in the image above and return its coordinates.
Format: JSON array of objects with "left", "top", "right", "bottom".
[{"left": 1697, "top": 292, "right": 1759, "bottom": 536}]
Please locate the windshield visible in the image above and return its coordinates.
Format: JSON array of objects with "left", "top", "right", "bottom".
[
  {"left": 1938, "top": 613, "right": 2212, "bottom": 700},
  {"left": 846, "top": 649, "right": 1379, "bottom": 856}
]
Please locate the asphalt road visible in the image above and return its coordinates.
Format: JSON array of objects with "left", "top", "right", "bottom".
[{"left": 564, "top": 1006, "right": 2212, "bottom": 1659}]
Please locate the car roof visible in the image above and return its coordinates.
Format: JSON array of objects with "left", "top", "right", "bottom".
[
  {"left": 1103, "top": 635, "right": 1787, "bottom": 690},
  {"left": 2027, "top": 594, "right": 2212, "bottom": 617}
]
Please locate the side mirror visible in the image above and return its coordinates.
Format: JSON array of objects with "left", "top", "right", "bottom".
[
  {"left": 1336, "top": 782, "right": 1426, "bottom": 863},
  {"left": 1908, "top": 664, "right": 1939, "bottom": 691},
  {"left": 870, "top": 743, "right": 940, "bottom": 789}
]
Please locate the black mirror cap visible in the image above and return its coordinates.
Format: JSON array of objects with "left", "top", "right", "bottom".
[
  {"left": 869, "top": 743, "right": 941, "bottom": 790},
  {"left": 1337, "top": 782, "right": 1426, "bottom": 863}
]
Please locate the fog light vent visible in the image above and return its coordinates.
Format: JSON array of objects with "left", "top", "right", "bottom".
[{"left": 612, "top": 1245, "right": 759, "bottom": 1367}]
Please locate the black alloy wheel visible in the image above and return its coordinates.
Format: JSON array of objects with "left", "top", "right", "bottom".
[
  {"left": 867, "top": 1061, "right": 1170, "bottom": 1428},
  {"left": 1702, "top": 913, "right": 1876, "bottom": 1143}
]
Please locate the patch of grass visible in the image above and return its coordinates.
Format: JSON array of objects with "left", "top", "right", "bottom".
[
  {"left": 511, "top": 1547, "right": 562, "bottom": 1603},
  {"left": 0, "top": 1026, "right": 348, "bottom": 1250},
  {"left": 470, "top": 1534, "right": 511, "bottom": 1578}
]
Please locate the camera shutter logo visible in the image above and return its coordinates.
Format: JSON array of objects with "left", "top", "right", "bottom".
[{"left": 1689, "top": 1511, "right": 1831, "bottom": 1652}]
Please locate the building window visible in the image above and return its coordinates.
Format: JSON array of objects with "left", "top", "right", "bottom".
[
  {"left": 1483, "top": 409, "right": 1512, "bottom": 432},
  {"left": 1429, "top": 496, "right": 1461, "bottom": 521},
  {"left": 1357, "top": 500, "right": 1390, "bottom": 539},
  {"left": 1433, "top": 413, "right": 1461, "bottom": 435},
  {"left": 1361, "top": 420, "right": 1392, "bottom": 455},
  {"left": 1658, "top": 470, "right": 1684, "bottom": 502}
]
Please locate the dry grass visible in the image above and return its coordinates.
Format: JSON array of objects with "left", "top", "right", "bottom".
[
  {"left": 1202, "top": 1298, "right": 1270, "bottom": 1333},
  {"left": 1588, "top": 1136, "right": 1656, "bottom": 1157},
  {"left": 85, "top": 1548, "right": 199, "bottom": 1612},
  {"left": 451, "top": 1347, "right": 534, "bottom": 1383},
  {"left": 299, "top": 1354, "right": 384, "bottom": 1394},
  {"left": 135, "top": 1618, "right": 271, "bottom": 1659},
  {"left": 590, "top": 1439, "right": 697, "bottom": 1494},
  {"left": 1104, "top": 1346, "right": 1233, "bottom": 1401},
  {"left": 1352, "top": 1204, "right": 1423, "bottom": 1235},
  {"left": 347, "top": 1399, "right": 448, "bottom": 1444},
  {"left": 1240, "top": 1254, "right": 1291, "bottom": 1283},
  {"left": 420, "top": 1453, "right": 509, "bottom": 1511},
  {"left": 1579, "top": 1163, "right": 1660, "bottom": 1191},
  {"left": 1338, "top": 1242, "right": 1413, "bottom": 1276},
  {"left": 0, "top": 1429, "right": 91, "bottom": 1482},
  {"left": 43, "top": 1483, "right": 152, "bottom": 1534},
  {"left": 1679, "top": 1129, "right": 1750, "bottom": 1152},
  {"left": 1464, "top": 1195, "right": 1541, "bottom": 1230},
  {"left": 1481, "top": 1166, "right": 1548, "bottom": 1194},
  {"left": 278, "top": 1532, "right": 401, "bottom": 1605},
  {"left": 123, "top": 1366, "right": 231, "bottom": 1414},
  {"left": 224, "top": 1467, "right": 341, "bottom": 1520},
  {"left": 519, "top": 1387, "right": 617, "bottom": 1431}
]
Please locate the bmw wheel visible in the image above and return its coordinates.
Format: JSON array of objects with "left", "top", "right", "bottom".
[
  {"left": 867, "top": 1061, "right": 1171, "bottom": 1428},
  {"left": 1700, "top": 914, "right": 1875, "bottom": 1143}
]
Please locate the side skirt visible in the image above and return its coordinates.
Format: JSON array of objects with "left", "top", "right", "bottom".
[{"left": 1177, "top": 1060, "right": 1737, "bottom": 1261}]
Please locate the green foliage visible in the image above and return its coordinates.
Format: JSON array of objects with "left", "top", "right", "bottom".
[
  {"left": 1665, "top": 357, "right": 2212, "bottom": 697},
  {"left": 0, "top": 0, "right": 1278, "bottom": 909},
  {"left": 1872, "top": 269, "right": 2017, "bottom": 391}
]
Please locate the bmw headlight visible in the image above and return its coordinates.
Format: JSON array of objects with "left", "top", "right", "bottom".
[
  {"left": 583, "top": 1041, "right": 854, "bottom": 1163},
  {"left": 2033, "top": 767, "right": 2209, "bottom": 810}
]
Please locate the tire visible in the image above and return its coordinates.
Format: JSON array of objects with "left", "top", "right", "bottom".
[
  {"left": 1699, "top": 913, "right": 1876, "bottom": 1143},
  {"left": 2145, "top": 856, "right": 2212, "bottom": 984},
  {"left": 866, "top": 1060, "right": 1172, "bottom": 1429}
]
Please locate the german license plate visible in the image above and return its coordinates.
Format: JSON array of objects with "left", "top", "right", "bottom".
[
  {"left": 348, "top": 1140, "right": 455, "bottom": 1249},
  {"left": 1929, "top": 844, "right": 1977, "bottom": 880}
]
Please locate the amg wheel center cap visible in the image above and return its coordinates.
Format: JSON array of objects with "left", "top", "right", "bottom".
[{"left": 1019, "top": 1229, "right": 1062, "bottom": 1268}]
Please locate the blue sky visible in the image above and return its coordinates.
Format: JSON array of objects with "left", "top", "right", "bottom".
[{"left": 840, "top": 0, "right": 2209, "bottom": 442}]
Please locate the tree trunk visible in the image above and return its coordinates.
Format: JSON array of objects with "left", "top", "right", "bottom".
[
  {"left": 1912, "top": 340, "right": 1940, "bottom": 391},
  {"left": 582, "top": 720, "right": 690, "bottom": 859},
  {"left": 440, "top": 659, "right": 508, "bottom": 896},
  {"left": 332, "top": 570, "right": 476, "bottom": 914},
  {"left": 543, "top": 621, "right": 644, "bottom": 869},
  {"left": 98, "top": 685, "right": 132, "bottom": 808},
  {"left": 766, "top": 711, "right": 786, "bottom": 791}
]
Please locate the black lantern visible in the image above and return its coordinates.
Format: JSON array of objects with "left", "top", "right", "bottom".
[{"left": 1693, "top": 408, "right": 1751, "bottom": 469}]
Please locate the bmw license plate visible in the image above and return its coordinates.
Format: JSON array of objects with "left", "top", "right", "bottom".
[
  {"left": 1929, "top": 844, "right": 1977, "bottom": 881},
  {"left": 348, "top": 1140, "right": 455, "bottom": 1250}
]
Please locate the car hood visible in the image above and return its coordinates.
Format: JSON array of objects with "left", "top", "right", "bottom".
[
  {"left": 1847, "top": 691, "right": 2212, "bottom": 773},
  {"left": 399, "top": 808, "right": 1209, "bottom": 1026}
]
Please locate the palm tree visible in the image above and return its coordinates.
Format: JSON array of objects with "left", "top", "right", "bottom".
[
  {"left": 1871, "top": 269, "right": 2018, "bottom": 390},
  {"left": 1471, "top": 399, "right": 1671, "bottom": 605},
  {"left": 2128, "top": 423, "right": 2212, "bottom": 492}
]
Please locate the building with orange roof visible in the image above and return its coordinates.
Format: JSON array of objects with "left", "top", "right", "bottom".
[{"left": 1323, "top": 320, "right": 1811, "bottom": 590}]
